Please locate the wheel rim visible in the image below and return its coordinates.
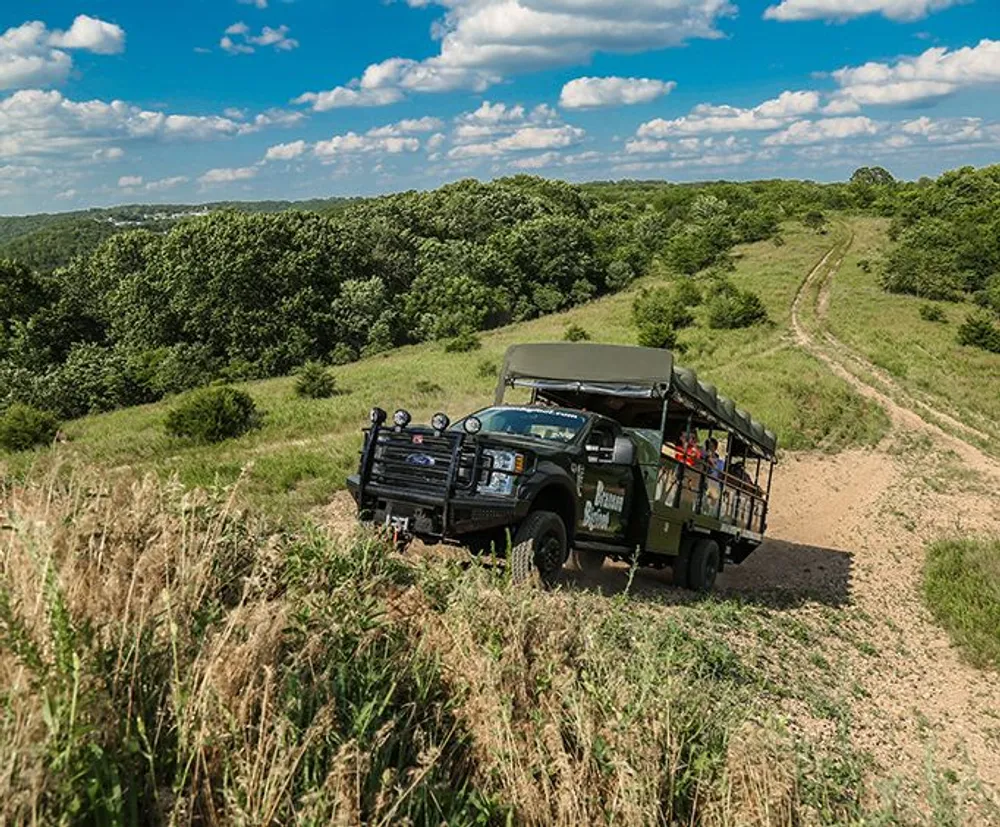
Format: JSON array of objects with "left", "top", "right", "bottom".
[{"left": 537, "top": 533, "right": 563, "bottom": 574}]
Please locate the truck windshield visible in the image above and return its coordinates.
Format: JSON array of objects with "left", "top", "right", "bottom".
[{"left": 467, "top": 407, "right": 588, "bottom": 444}]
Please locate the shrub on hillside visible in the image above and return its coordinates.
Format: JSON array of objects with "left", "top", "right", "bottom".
[
  {"left": 605, "top": 259, "right": 636, "bottom": 291},
  {"left": 706, "top": 286, "right": 769, "bottom": 330},
  {"left": 957, "top": 312, "right": 1000, "bottom": 354},
  {"left": 918, "top": 303, "right": 947, "bottom": 323},
  {"left": 294, "top": 362, "right": 338, "bottom": 399},
  {"left": 803, "top": 210, "right": 827, "bottom": 233},
  {"left": 563, "top": 324, "right": 591, "bottom": 342},
  {"left": 636, "top": 323, "right": 678, "bottom": 351},
  {"left": 633, "top": 287, "right": 694, "bottom": 331},
  {"left": 329, "top": 343, "right": 359, "bottom": 366},
  {"left": 165, "top": 386, "right": 259, "bottom": 443},
  {"left": 444, "top": 331, "right": 481, "bottom": 353},
  {"left": 0, "top": 403, "right": 59, "bottom": 452}
]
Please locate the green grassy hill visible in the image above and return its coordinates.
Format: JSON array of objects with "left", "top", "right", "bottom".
[{"left": 3, "top": 220, "right": 889, "bottom": 518}]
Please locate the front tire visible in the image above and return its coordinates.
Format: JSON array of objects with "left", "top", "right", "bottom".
[
  {"left": 514, "top": 510, "right": 567, "bottom": 588},
  {"left": 688, "top": 538, "right": 720, "bottom": 593}
]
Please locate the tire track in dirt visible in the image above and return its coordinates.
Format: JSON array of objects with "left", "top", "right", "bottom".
[{"left": 786, "top": 227, "right": 1000, "bottom": 805}]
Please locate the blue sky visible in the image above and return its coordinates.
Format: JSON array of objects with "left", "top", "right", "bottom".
[{"left": 1, "top": 0, "right": 997, "bottom": 214}]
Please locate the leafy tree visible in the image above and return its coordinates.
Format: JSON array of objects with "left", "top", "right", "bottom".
[
  {"left": 957, "top": 312, "right": 1000, "bottom": 353},
  {"left": 851, "top": 167, "right": 895, "bottom": 187},
  {"left": 706, "top": 283, "right": 769, "bottom": 330},
  {"left": 803, "top": 210, "right": 828, "bottom": 233}
]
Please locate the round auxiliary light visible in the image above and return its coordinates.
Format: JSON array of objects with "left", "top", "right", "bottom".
[
  {"left": 370, "top": 407, "right": 388, "bottom": 426},
  {"left": 393, "top": 409, "right": 412, "bottom": 429},
  {"left": 464, "top": 416, "right": 483, "bottom": 435},
  {"left": 431, "top": 412, "right": 451, "bottom": 432}
]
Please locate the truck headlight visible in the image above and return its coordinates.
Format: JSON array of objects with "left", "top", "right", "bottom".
[{"left": 480, "top": 449, "right": 525, "bottom": 497}]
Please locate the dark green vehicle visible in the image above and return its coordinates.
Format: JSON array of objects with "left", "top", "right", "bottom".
[{"left": 347, "top": 343, "right": 777, "bottom": 591}]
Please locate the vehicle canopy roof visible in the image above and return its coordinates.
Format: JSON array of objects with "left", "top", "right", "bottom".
[{"left": 496, "top": 343, "right": 778, "bottom": 459}]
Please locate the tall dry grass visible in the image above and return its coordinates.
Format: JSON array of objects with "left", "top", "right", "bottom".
[{"left": 1, "top": 469, "right": 870, "bottom": 826}]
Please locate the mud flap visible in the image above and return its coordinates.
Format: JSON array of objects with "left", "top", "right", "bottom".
[{"left": 509, "top": 540, "right": 539, "bottom": 586}]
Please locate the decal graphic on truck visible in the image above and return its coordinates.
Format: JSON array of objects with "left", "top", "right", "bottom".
[{"left": 583, "top": 480, "right": 625, "bottom": 531}]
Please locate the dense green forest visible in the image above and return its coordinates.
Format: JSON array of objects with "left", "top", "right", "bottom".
[{"left": 0, "top": 167, "right": 996, "bottom": 422}]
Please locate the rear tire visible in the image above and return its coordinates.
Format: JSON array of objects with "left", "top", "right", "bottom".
[
  {"left": 514, "top": 511, "right": 567, "bottom": 588},
  {"left": 688, "top": 538, "right": 720, "bottom": 593},
  {"left": 572, "top": 548, "right": 606, "bottom": 574}
]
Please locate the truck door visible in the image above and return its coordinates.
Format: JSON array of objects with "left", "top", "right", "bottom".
[{"left": 576, "top": 419, "right": 632, "bottom": 542}]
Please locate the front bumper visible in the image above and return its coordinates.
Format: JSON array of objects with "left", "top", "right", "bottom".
[{"left": 347, "top": 475, "right": 530, "bottom": 539}]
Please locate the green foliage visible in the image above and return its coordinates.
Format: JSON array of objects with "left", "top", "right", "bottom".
[
  {"left": 165, "top": 386, "right": 259, "bottom": 443},
  {"left": 918, "top": 303, "right": 947, "bottom": 323},
  {"left": 924, "top": 538, "right": 1000, "bottom": 669},
  {"left": 803, "top": 210, "right": 828, "bottom": 233},
  {"left": 294, "top": 362, "right": 338, "bottom": 399},
  {"left": 0, "top": 403, "right": 59, "bottom": 452},
  {"left": 850, "top": 166, "right": 895, "bottom": 187},
  {"left": 957, "top": 312, "right": 1000, "bottom": 353},
  {"left": 705, "top": 282, "right": 769, "bottom": 330},
  {"left": 329, "top": 342, "right": 358, "bottom": 366},
  {"left": 881, "top": 166, "right": 1000, "bottom": 302},
  {"left": 444, "top": 331, "right": 482, "bottom": 353},
  {"left": 563, "top": 323, "right": 591, "bottom": 342}
]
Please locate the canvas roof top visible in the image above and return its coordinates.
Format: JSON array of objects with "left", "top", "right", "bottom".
[{"left": 498, "top": 343, "right": 777, "bottom": 457}]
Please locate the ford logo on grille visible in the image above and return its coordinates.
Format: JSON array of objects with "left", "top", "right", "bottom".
[{"left": 406, "top": 453, "right": 436, "bottom": 468}]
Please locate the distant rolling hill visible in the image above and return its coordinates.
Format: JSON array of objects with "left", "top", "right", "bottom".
[{"left": 0, "top": 197, "right": 357, "bottom": 272}]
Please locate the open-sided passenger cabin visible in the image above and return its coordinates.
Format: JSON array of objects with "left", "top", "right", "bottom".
[{"left": 496, "top": 343, "right": 777, "bottom": 565}]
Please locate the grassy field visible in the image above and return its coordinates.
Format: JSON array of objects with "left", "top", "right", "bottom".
[
  {"left": 0, "top": 468, "right": 977, "bottom": 826},
  {"left": 924, "top": 538, "right": 1000, "bottom": 670},
  {"left": 826, "top": 217, "right": 1000, "bottom": 440},
  {"left": 0, "top": 221, "right": 888, "bottom": 519}
]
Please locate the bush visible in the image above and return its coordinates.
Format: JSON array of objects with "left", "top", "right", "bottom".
[
  {"left": 415, "top": 380, "right": 444, "bottom": 394},
  {"left": 918, "top": 303, "right": 947, "bottom": 323},
  {"left": 706, "top": 287, "right": 769, "bottom": 330},
  {"left": 605, "top": 259, "right": 636, "bottom": 291},
  {"left": 294, "top": 362, "right": 338, "bottom": 399},
  {"left": 636, "top": 323, "right": 678, "bottom": 350},
  {"left": 0, "top": 403, "right": 59, "bottom": 452},
  {"left": 673, "top": 278, "right": 703, "bottom": 308},
  {"left": 563, "top": 324, "right": 591, "bottom": 342},
  {"left": 803, "top": 210, "right": 827, "bottom": 233},
  {"left": 633, "top": 287, "right": 694, "bottom": 332},
  {"left": 957, "top": 312, "right": 1000, "bottom": 353},
  {"left": 858, "top": 259, "right": 872, "bottom": 274},
  {"left": 444, "top": 331, "right": 482, "bottom": 353},
  {"left": 165, "top": 386, "right": 259, "bottom": 443}
]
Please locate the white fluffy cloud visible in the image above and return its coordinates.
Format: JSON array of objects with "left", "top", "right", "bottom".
[
  {"left": 199, "top": 166, "right": 258, "bottom": 185},
  {"left": 221, "top": 22, "right": 298, "bottom": 55},
  {"left": 764, "top": 0, "right": 961, "bottom": 22},
  {"left": 117, "top": 175, "right": 142, "bottom": 188},
  {"left": 48, "top": 15, "right": 125, "bottom": 54},
  {"left": 0, "top": 16, "right": 125, "bottom": 91},
  {"left": 265, "top": 139, "right": 308, "bottom": 161},
  {"left": 367, "top": 117, "right": 444, "bottom": 137},
  {"left": 0, "top": 89, "right": 298, "bottom": 160},
  {"left": 314, "top": 133, "right": 421, "bottom": 158},
  {"left": 830, "top": 39, "right": 1000, "bottom": 108},
  {"left": 762, "top": 116, "right": 880, "bottom": 145},
  {"left": 636, "top": 90, "right": 820, "bottom": 137},
  {"left": 444, "top": 100, "right": 583, "bottom": 159},
  {"left": 296, "top": 0, "right": 734, "bottom": 108},
  {"left": 560, "top": 77, "right": 676, "bottom": 109},
  {"left": 448, "top": 125, "right": 585, "bottom": 159}
]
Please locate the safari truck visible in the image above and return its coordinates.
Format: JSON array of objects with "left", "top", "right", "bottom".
[{"left": 346, "top": 343, "right": 777, "bottom": 592}]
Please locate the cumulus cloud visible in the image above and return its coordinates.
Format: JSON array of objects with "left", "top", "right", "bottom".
[
  {"left": 265, "top": 139, "right": 308, "bottom": 161},
  {"left": 295, "top": 0, "right": 734, "bottom": 107},
  {"left": 829, "top": 39, "right": 1000, "bottom": 108},
  {"left": 764, "top": 0, "right": 962, "bottom": 22},
  {"left": 367, "top": 116, "right": 444, "bottom": 137},
  {"left": 144, "top": 176, "right": 189, "bottom": 192},
  {"left": 314, "top": 133, "right": 421, "bottom": 158},
  {"left": 448, "top": 125, "right": 585, "bottom": 159},
  {"left": 293, "top": 86, "right": 403, "bottom": 110},
  {"left": 199, "top": 166, "right": 258, "bottom": 185},
  {"left": 0, "top": 16, "right": 125, "bottom": 90},
  {"left": 118, "top": 175, "right": 142, "bottom": 188},
  {"left": 560, "top": 77, "right": 676, "bottom": 109},
  {"left": 221, "top": 22, "right": 298, "bottom": 55},
  {"left": 0, "top": 89, "right": 299, "bottom": 160},
  {"left": 636, "top": 90, "right": 820, "bottom": 137},
  {"left": 762, "top": 116, "right": 880, "bottom": 145},
  {"left": 48, "top": 15, "right": 126, "bottom": 54}
]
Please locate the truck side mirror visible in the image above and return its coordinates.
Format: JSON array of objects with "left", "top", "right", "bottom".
[{"left": 611, "top": 436, "right": 635, "bottom": 466}]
